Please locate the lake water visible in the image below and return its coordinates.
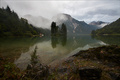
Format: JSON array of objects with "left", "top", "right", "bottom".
[{"left": 0, "top": 35, "right": 120, "bottom": 70}]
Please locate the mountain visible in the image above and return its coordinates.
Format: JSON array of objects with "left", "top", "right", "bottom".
[
  {"left": 52, "top": 13, "right": 98, "bottom": 34},
  {"left": 23, "top": 15, "right": 51, "bottom": 29},
  {"left": 0, "top": 6, "right": 50, "bottom": 37},
  {"left": 0, "top": 6, "right": 39, "bottom": 37},
  {"left": 89, "top": 21, "right": 109, "bottom": 28},
  {"left": 92, "top": 18, "right": 120, "bottom": 35},
  {"left": 23, "top": 13, "right": 99, "bottom": 35}
]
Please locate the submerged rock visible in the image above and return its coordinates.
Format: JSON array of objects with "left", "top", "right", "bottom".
[{"left": 109, "top": 72, "right": 120, "bottom": 80}]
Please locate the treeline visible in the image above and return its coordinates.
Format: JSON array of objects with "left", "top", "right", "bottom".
[
  {"left": 91, "top": 18, "right": 120, "bottom": 35},
  {"left": 0, "top": 6, "right": 50, "bottom": 37},
  {"left": 51, "top": 22, "right": 67, "bottom": 36}
]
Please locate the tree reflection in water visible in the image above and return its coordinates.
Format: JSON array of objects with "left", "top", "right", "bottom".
[
  {"left": 26, "top": 46, "right": 49, "bottom": 79},
  {"left": 51, "top": 35, "right": 67, "bottom": 48}
]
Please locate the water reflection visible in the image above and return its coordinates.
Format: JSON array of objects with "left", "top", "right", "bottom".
[
  {"left": 51, "top": 36, "right": 57, "bottom": 48},
  {"left": 51, "top": 36, "right": 67, "bottom": 48},
  {"left": 30, "top": 46, "right": 38, "bottom": 65},
  {"left": 0, "top": 37, "right": 50, "bottom": 62},
  {"left": 2, "top": 35, "right": 120, "bottom": 70},
  {"left": 92, "top": 35, "right": 120, "bottom": 46},
  {"left": 61, "top": 36, "right": 67, "bottom": 46},
  {"left": 14, "top": 35, "right": 108, "bottom": 70}
]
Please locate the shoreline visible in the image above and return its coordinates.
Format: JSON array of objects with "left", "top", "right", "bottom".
[
  {"left": 0, "top": 45, "right": 120, "bottom": 80},
  {"left": 49, "top": 45, "right": 120, "bottom": 80}
]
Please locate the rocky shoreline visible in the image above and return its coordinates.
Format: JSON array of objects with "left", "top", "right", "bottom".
[
  {"left": 0, "top": 45, "right": 120, "bottom": 80},
  {"left": 49, "top": 45, "right": 120, "bottom": 80}
]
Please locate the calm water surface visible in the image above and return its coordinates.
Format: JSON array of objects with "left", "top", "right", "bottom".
[{"left": 0, "top": 35, "right": 120, "bottom": 70}]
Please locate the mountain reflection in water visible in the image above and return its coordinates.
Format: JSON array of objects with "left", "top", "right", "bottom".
[
  {"left": 14, "top": 35, "right": 108, "bottom": 70},
  {"left": 1, "top": 35, "right": 120, "bottom": 70}
]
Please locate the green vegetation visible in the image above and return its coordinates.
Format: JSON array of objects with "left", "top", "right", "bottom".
[
  {"left": 91, "top": 18, "right": 120, "bottom": 35},
  {"left": 92, "top": 35, "right": 120, "bottom": 46},
  {"left": 0, "top": 6, "right": 50, "bottom": 37},
  {"left": 26, "top": 46, "right": 49, "bottom": 80},
  {"left": 0, "top": 46, "right": 49, "bottom": 80},
  {"left": 51, "top": 22, "right": 67, "bottom": 36},
  {"left": 61, "top": 23, "right": 67, "bottom": 35},
  {"left": 30, "top": 46, "right": 38, "bottom": 65},
  {"left": 0, "top": 55, "right": 25, "bottom": 80}
]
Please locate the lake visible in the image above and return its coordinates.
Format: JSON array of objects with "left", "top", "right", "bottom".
[{"left": 0, "top": 35, "right": 120, "bottom": 70}]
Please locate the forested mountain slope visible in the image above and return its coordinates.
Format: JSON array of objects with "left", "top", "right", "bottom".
[
  {"left": 0, "top": 6, "right": 50, "bottom": 37},
  {"left": 91, "top": 18, "right": 120, "bottom": 35}
]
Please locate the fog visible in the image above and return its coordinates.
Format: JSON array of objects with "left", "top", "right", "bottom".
[{"left": 1, "top": 0, "right": 120, "bottom": 28}]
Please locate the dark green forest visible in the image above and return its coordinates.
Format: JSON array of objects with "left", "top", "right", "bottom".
[
  {"left": 91, "top": 18, "right": 120, "bottom": 35},
  {"left": 0, "top": 6, "right": 50, "bottom": 37},
  {"left": 51, "top": 22, "right": 67, "bottom": 36}
]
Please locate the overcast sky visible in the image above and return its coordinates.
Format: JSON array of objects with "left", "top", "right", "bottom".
[{"left": 1, "top": 0, "right": 120, "bottom": 23}]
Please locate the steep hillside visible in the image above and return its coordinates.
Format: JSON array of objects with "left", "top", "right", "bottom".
[
  {"left": 0, "top": 6, "right": 50, "bottom": 37},
  {"left": 52, "top": 13, "right": 98, "bottom": 35},
  {"left": 92, "top": 18, "right": 120, "bottom": 35},
  {"left": 0, "top": 6, "right": 39, "bottom": 37}
]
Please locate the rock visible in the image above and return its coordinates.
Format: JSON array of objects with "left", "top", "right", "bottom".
[
  {"left": 73, "top": 50, "right": 86, "bottom": 56},
  {"left": 79, "top": 67, "right": 102, "bottom": 80},
  {"left": 58, "top": 68, "right": 67, "bottom": 73},
  {"left": 109, "top": 72, "right": 120, "bottom": 80},
  {"left": 26, "top": 63, "right": 49, "bottom": 79},
  {"left": 80, "top": 53, "right": 91, "bottom": 58},
  {"left": 27, "top": 64, "right": 32, "bottom": 70},
  {"left": 116, "top": 75, "right": 120, "bottom": 80}
]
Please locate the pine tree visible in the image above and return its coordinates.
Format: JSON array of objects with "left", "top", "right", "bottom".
[
  {"left": 0, "top": 6, "right": 48, "bottom": 37},
  {"left": 6, "top": 6, "right": 11, "bottom": 13},
  {"left": 56, "top": 26, "right": 59, "bottom": 34},
  {"left": 51, "top": 22, "right": 56, "bottom": 35},
  {"left": 91, "top": 30, "right": 96, "bottom": 35},
  {"left": 61, "top": 23, "right": 67, "bottom": 35}
]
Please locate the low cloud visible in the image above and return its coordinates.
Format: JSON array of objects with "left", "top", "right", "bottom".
[{"left": 1, "top": 0, "right": 120, "bottom": 28}]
